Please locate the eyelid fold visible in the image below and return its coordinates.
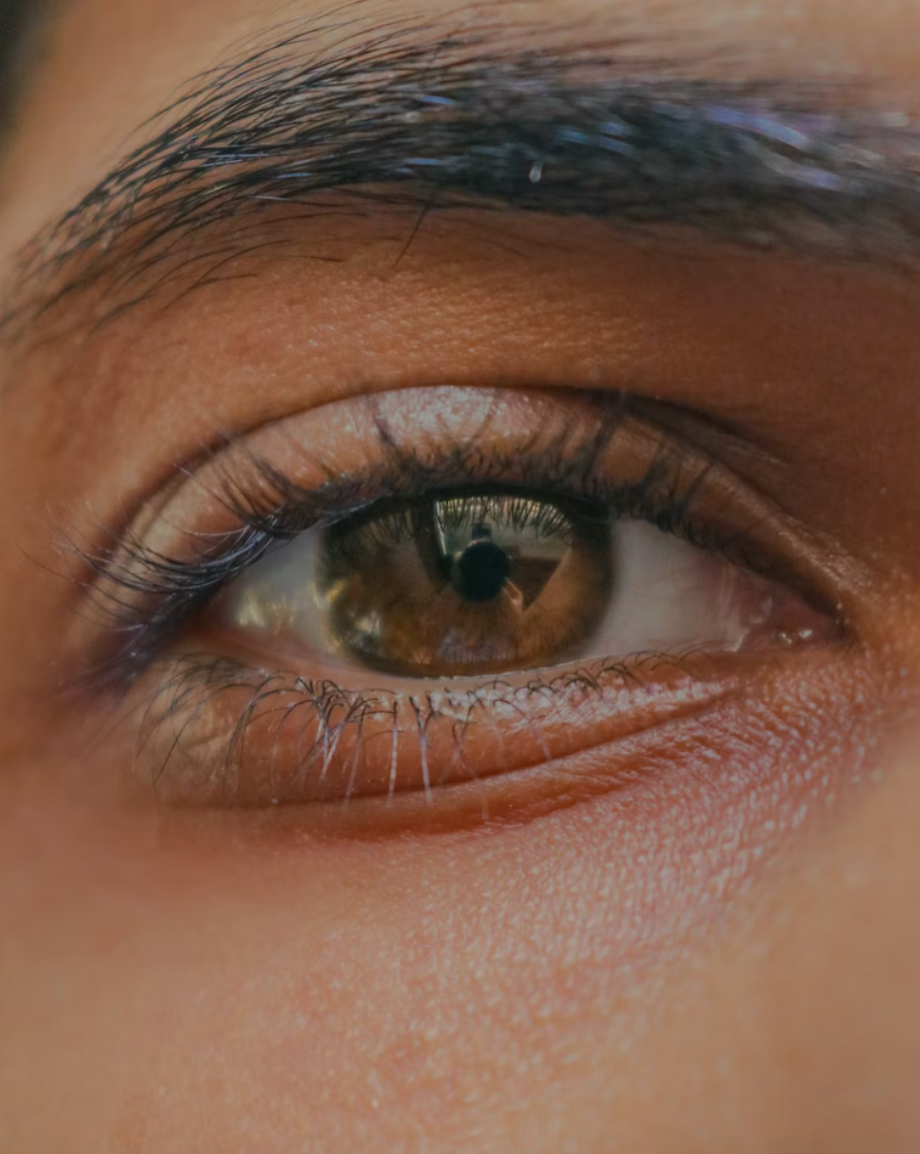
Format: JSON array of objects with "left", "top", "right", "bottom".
[{"left": 69, "top": 385, "right": 847, "bottom": 681}]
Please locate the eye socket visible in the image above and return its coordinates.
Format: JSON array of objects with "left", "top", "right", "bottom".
[{"left": 75, "top": 386, "right": 846, "bottom": 816}]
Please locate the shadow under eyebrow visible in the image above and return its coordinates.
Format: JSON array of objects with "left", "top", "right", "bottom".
[{"left": 3, "top": 10, "right": 920, "bottom": 338}]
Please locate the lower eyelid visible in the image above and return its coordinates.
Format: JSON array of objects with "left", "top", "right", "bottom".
[
  {"left": 123, "top": 645, "right": 787, "bottom": 812},
  {"left": 98, "top": 626, "right": 880, "bottom": 843}
]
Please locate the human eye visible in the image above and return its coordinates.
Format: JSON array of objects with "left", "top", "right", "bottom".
[
  {"left": 72, "top": 385, "right": 841, "bottom": 824},
  {"left": 6, "top": 15, "right": 912, "bottom": 853}
]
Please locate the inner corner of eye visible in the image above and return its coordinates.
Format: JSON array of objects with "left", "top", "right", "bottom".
[{"left": 204, "top": 487, "right": 833, "bottom": 683}]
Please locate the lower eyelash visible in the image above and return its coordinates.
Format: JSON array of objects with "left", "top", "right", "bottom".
[{"left": 127, "top": 648, "right": 741, "bottom": 807}]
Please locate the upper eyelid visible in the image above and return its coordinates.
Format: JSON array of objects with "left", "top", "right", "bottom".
[
  {"left": 67, "top": 395, "right": 683, "bottom": 657},
  {"left": 66, "top": 387, "right": 850, "bottom": 691}
]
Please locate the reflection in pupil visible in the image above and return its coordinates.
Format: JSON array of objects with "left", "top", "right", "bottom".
[
  {"left": 451, "top": 524, "right": 513, "bottom": 602},
  {"left": 315, "top": 493, "right": 612, "bottom": 676}
]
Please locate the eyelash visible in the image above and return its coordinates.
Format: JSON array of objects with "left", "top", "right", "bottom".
[
  {"left": 74, "top": 408, "right": 753, "bottom": 688},
  {"left": 64, "top": 389, "right": 848, "bottom": 810}
]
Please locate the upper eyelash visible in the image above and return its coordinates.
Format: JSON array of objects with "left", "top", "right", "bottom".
[
  {"left": 335, "top": 492, "right": 584, "bottom": 554},
  {"left": 70, "top": 406, "right": 753, "bottom": 686}
]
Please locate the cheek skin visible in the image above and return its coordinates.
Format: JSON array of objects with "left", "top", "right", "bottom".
[
  {"left": 0, "top": 645, "right": 903, "bottom": 1152},
  {"left": 634, "top": 736, "right": 920, "bottom": 1154}
]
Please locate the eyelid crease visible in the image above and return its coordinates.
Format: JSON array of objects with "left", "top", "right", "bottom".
[{"left": 65, "top": 386, "right": 848, "bottom": 691}]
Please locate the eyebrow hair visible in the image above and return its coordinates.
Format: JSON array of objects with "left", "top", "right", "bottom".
[{"left": 4, "top": 13, "right": 920, "bottom": 337}]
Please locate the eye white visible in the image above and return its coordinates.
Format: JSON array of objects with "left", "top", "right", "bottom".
[
  {"left": 220, "top": 515, "right": 787, "bottom": 668},
  {"left": 591, "top": 520, "right": 775, "bottom": 655}
]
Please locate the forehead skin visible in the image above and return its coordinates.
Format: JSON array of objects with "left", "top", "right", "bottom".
[{"left": 3, "top": 2, "right": 920, "bottom": 1153}]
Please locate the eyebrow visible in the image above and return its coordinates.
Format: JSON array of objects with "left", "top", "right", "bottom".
[{"left": 4, "top": 14, "right": 920, "bottom": 337}]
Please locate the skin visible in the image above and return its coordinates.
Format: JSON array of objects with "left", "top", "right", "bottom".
[{"left": 3, "top": 1, "right": 920, "bottom": 1151}]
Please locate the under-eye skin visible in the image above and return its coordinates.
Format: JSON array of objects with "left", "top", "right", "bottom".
[{"left": 74, "top": 386, "right": 847, "bottom": 817}]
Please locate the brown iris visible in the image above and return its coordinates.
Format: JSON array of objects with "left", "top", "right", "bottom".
[{"left": 318, "top": 494, "right": 614, "bottom": 676}]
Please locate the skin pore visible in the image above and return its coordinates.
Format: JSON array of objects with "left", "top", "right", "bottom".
[{"left": 3, "top": 0, "right": 920, "bottom": 1151}]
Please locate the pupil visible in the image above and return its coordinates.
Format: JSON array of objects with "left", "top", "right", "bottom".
[{"left": 451, "top": 531, "right": 513, "bottom": 602}]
